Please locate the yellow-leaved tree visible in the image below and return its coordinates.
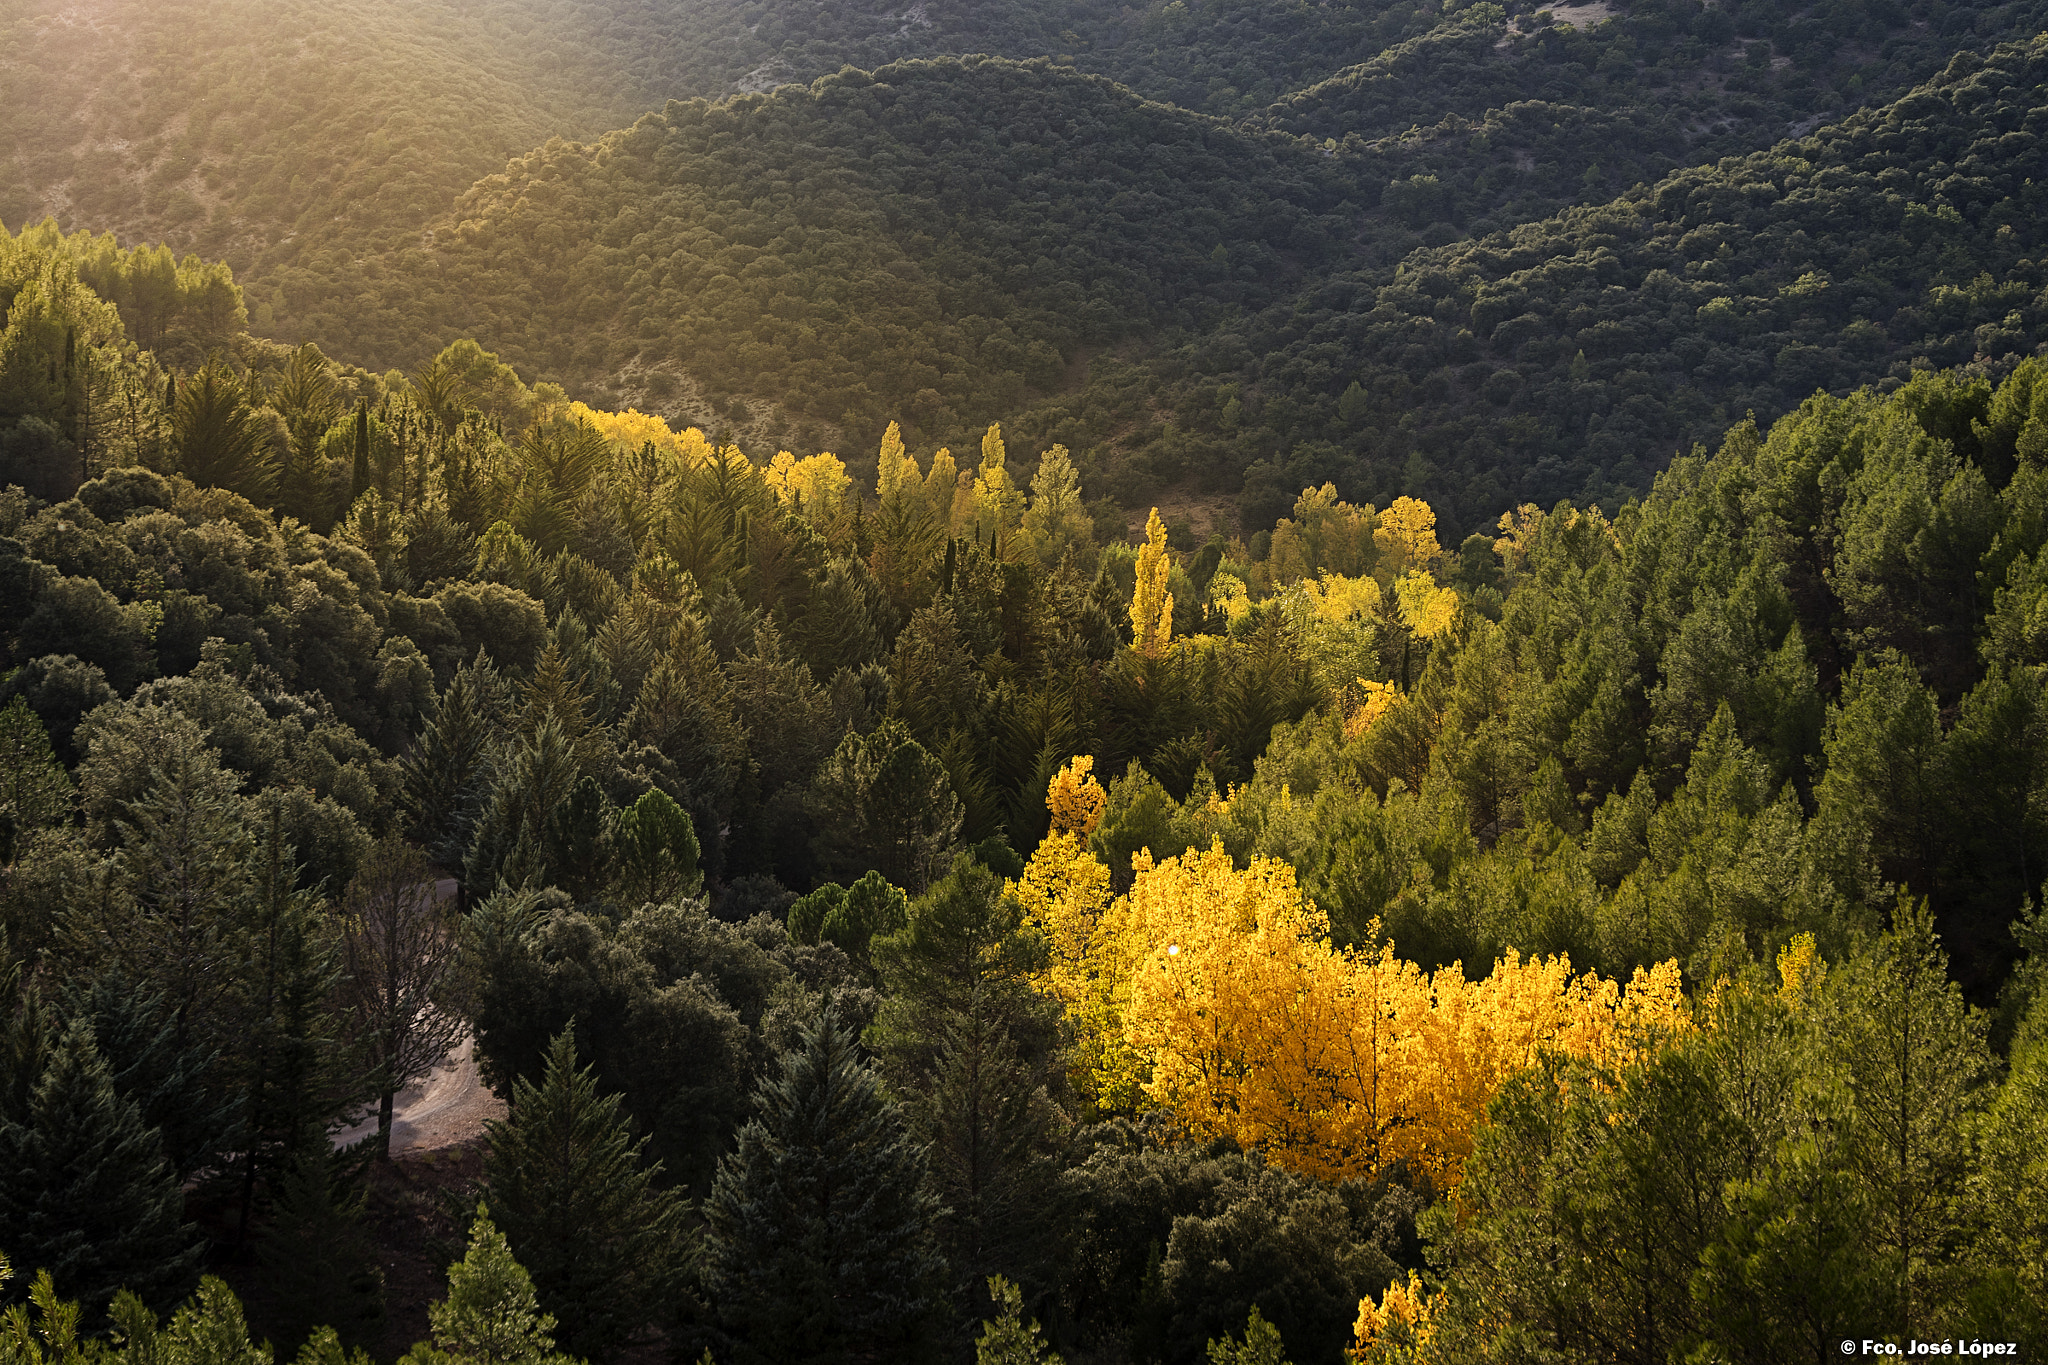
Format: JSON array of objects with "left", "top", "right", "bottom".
[
  {"left": 764, "top": 450, "right": 850, "bottom": 522},
  {"left": 1130, "top": 508, "right": 1175, "bottom": 658},
  {"left": 1374, "top": 495, "right": 1441, "bottom": 581},
  {"left": 1010, "top": 758, "right": 1130, "bottom": 1109},
  {"left": 874, "top": 420, "right": 922, "bottom": 506},
  {"left": 1011, "top": 764, "right": 1690, "bottom": 1181},
  {"left": 971, "top": 422, "right": 1023, "bottom": 545}
]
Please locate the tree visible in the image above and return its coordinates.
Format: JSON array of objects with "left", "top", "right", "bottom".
[
  {"left": 481, "top": 1027, "right": 690, "bottom": 1364},
  {"left": 400, "top": 1207, "right": 579, "bottom": 1365},
  {"left": 704, "top": 1006, "right": 944, "bottom": 1365},
  {"left": 868, "top": 860, "right": 1066, "bottom": 1301},
  {"left": 173, "top": 357, "right": 274, "bottom": 502},
  {"left": 806, "top": 720, "right": 963, "bottom": 892},
  {"left": 1204, "top": 1307, "right": 1290, "bottom": 1365},
  {"left": 256, "top": 1124, "right": 384, "bottom": 1354},
  {"left": 0, "top": 698, "right": 71, "bottom": 866},
  {"left": 402, "top": 661, "right": 505, "bottom": 903},
  {"left": 974, "top": 1277, "right": 1062, "bottom": 1365},
  {"left": 0, "top": 1017, "right": 202, "bottom": 1314},
  {"left": 612, "top": 788, "right": 702, "bottom": 905},
  {"left": 350, "top": 400, "right": 371, "bottom": 505},
  {"left": 1835, "top": 898, "right": 1987, "bottom": 1334},
  {"left": 1020, "top": 445, "right": 1090, "bottom": 568},
  {"left": 336, "top": 838, "right": 465, "bottom": 1160},
  {"left": 1130, "top": 509, "right": 1174, "bottom": 658}
]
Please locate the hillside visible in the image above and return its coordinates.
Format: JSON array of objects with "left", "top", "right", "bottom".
[
  {"left": 8, "top": 203, "right": 2048, "bottom": 1349},
  {"left": 10, "top": 2, "right": 2048, "bottom": 518}
]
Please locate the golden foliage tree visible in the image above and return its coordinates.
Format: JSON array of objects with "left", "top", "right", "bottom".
[
  {"left": 1045, "top": 755, "right": 1107, "bottom": 836},
  {"left": 1373, "top": 496, "right": 1441, "bottom": 580},
  {"left": 1130, "top": 507, "right": 1175, "bottom": 658}
]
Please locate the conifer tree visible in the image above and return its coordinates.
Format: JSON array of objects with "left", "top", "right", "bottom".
[
  {"left": 869, "top": 860, "right": 1064, "bottom": 1302},
  {"left": 705, "top": 1006, "right": 944, "bottom": 1365},
  {"left": 400, "top": 1207, "right": 577, "bottom": 1365},
  {"left": 612, "top": 787, "right": 701, "bottom": 904},
  {"left": 350, "top": 400, "right": 371, "bottom": 504},
  {"left": 974, "top": 1277, "right": 1062, "bottom": 1365},
  {"left": 481, "top": 1027, "right": 691, "bottom": 1363},
  {"left": 0, "top": 1017, "right": 202, "bottom": 1313},
  {"left": 257, "top": 1124, "right": 385, "bottom": 1353},
  {"left": 402, "top": 660, "right": 505, "bottom": 902}
]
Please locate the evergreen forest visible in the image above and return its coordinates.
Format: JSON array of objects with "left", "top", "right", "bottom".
[{"left": 4, "top": 0, "right": 2048, "bottom": 1361}]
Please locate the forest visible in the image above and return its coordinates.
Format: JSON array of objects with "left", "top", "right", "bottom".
[
  {"left": 5, "top": 0, "right": 2048, "bottom": 1359},
  {"left": 5, "top": 184, "right": 2048, "bottom": 1361},
  {"left": 10, "top": 0, "right": 2048, "bottom": 530}
]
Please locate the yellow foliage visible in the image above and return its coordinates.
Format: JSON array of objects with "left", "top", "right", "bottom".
[
  {"left": 1394, "top": 572, "right": 1459, "bottom": 640},
  {"left": 567, "top": 402, "right": 713, "bottom": 470},
  {"left": 1114, "top": 842, "right": 1688, "bottom": 1185},
  {"left": 971, "top": 422, "right": 1023, "bottom": 543},
  {"left": 874, "top": 421, "right": 919, "bottom": 503},
  {"left": 1302, "top": 572, "right": 1383, "bottom": 624},
  {"left": 1374, "top": 496, "right": 1441, "bottom": 579},
  {"left": 1352, "top": 1281, "right": 1438, "bottom": 1365},
  {"left": 1209, "top": 572, "right": 1252, "bottom": 628},
  {"left": 765, "top": 450, "right": 850, "bottom": 520},
  {"left": 1046, "top": 755, "right": 1108, "bottom": 837},
  {"left": 1493, "top": 502, "right": 1543, "bottom": 574},
  {"left": 1131, "top": 507, "right": 1175, "bottom": 658},
  {"left": 923, "top": 447, "right": 959, "bottom": 530},
  {"left": 1344, "top": 678, "right": 1402, "bottom": 739},
  {"left": 1009, "top": 830, "right": 1132, "bottom": 1110},
  {"left": 1777, "top": 931, "right": 1824, "bottom": 1001}
]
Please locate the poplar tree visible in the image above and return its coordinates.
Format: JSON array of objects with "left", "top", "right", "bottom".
[
  {"left": 705, "top": 1007, "right": 944, "bottom": 1365},
  {"left": 481, "top": 1027, "right": 691, "bottom": 1363}
]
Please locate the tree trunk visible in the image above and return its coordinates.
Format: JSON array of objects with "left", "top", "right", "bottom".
[{"left": 378, "top": 1087, "right": 397, "bottom": 1162}]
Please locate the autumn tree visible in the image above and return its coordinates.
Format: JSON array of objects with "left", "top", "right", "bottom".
[{"left": 1130, "top": 508, "right": 1175, "bottom": 658}]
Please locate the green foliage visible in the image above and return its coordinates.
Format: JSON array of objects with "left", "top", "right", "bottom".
[
  {"left": 973, "top": 1277, "right": 1061, "bottom": 1365},
  {"left": 254, "top": 1126, "right": 384, "bottom": 1355},
  {"left": 868, "top": 860, "right": 1065, "bottom": 1302},
  {"left": 1205, "top": 1307, "right": 1289, "bottom": 1365},
  {"left": 704, "top": 1006, "right": 944, "bottom": 1365},
  {"left": 0, "top": 1018, "right": 202, "bottom": 1315},
  {"left": 400, "top": 1207, "right": 579, "bottom": 1365},
  {"left": 480, "top": 1027, "right": 691, "bottom": 1364},
  {"left": 612, "top": 787, "right": 703, "bottom": 905}
]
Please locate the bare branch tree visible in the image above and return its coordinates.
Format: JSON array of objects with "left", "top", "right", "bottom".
[{"left": 336, "top": 837, "right": 465, "bottom": 1160}]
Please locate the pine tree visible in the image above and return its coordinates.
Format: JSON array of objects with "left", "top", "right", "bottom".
[
  {"left": 0, "top": 1017, "right": 202, "bottom": 1313},
  {"left": 612, "top": 788, "right": 702, "bottom": 905},
  {"left": 869, "top": 861, "right": 1065, "bottom": 1302},
  {"left": 705, "top": 1006, "right": 944, "bottom": 1365},
  {"left": 401, "top": 1206, "right": 577, "bottom": 1365},
  {"left": 974, "top": 1277, "right": 1062, "bottom": 1365},
  {"left": 256, "top": 1124, "right": 385, "bottom": 1353},
  {"left": 481, "top": 1027, "right": 690, "bottom": 1363},
  {"left": 402, "top": 660, "right": 504, "bottom": 901}
]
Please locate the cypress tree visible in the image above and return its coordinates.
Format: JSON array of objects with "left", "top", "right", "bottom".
[
  {"left": 351, "top": 399, "right": 371, "bottom": 503},
  {"left": 705, "top": 1006, "right": 944, "bottom": 1365},
  {"left": 481, "top": 1026, "right": 690, "bottom": 1363},
  {"left": 0, "top": 1017, "right": 203, "bottom": 1313}
]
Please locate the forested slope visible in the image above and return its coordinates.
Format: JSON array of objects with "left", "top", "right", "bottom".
[
  {"left": 10, "top": 0, "right": 2048, "bottom": 528},
  {"left": 7, "top": 213, "right": 2048, "bottom": 1355}
]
